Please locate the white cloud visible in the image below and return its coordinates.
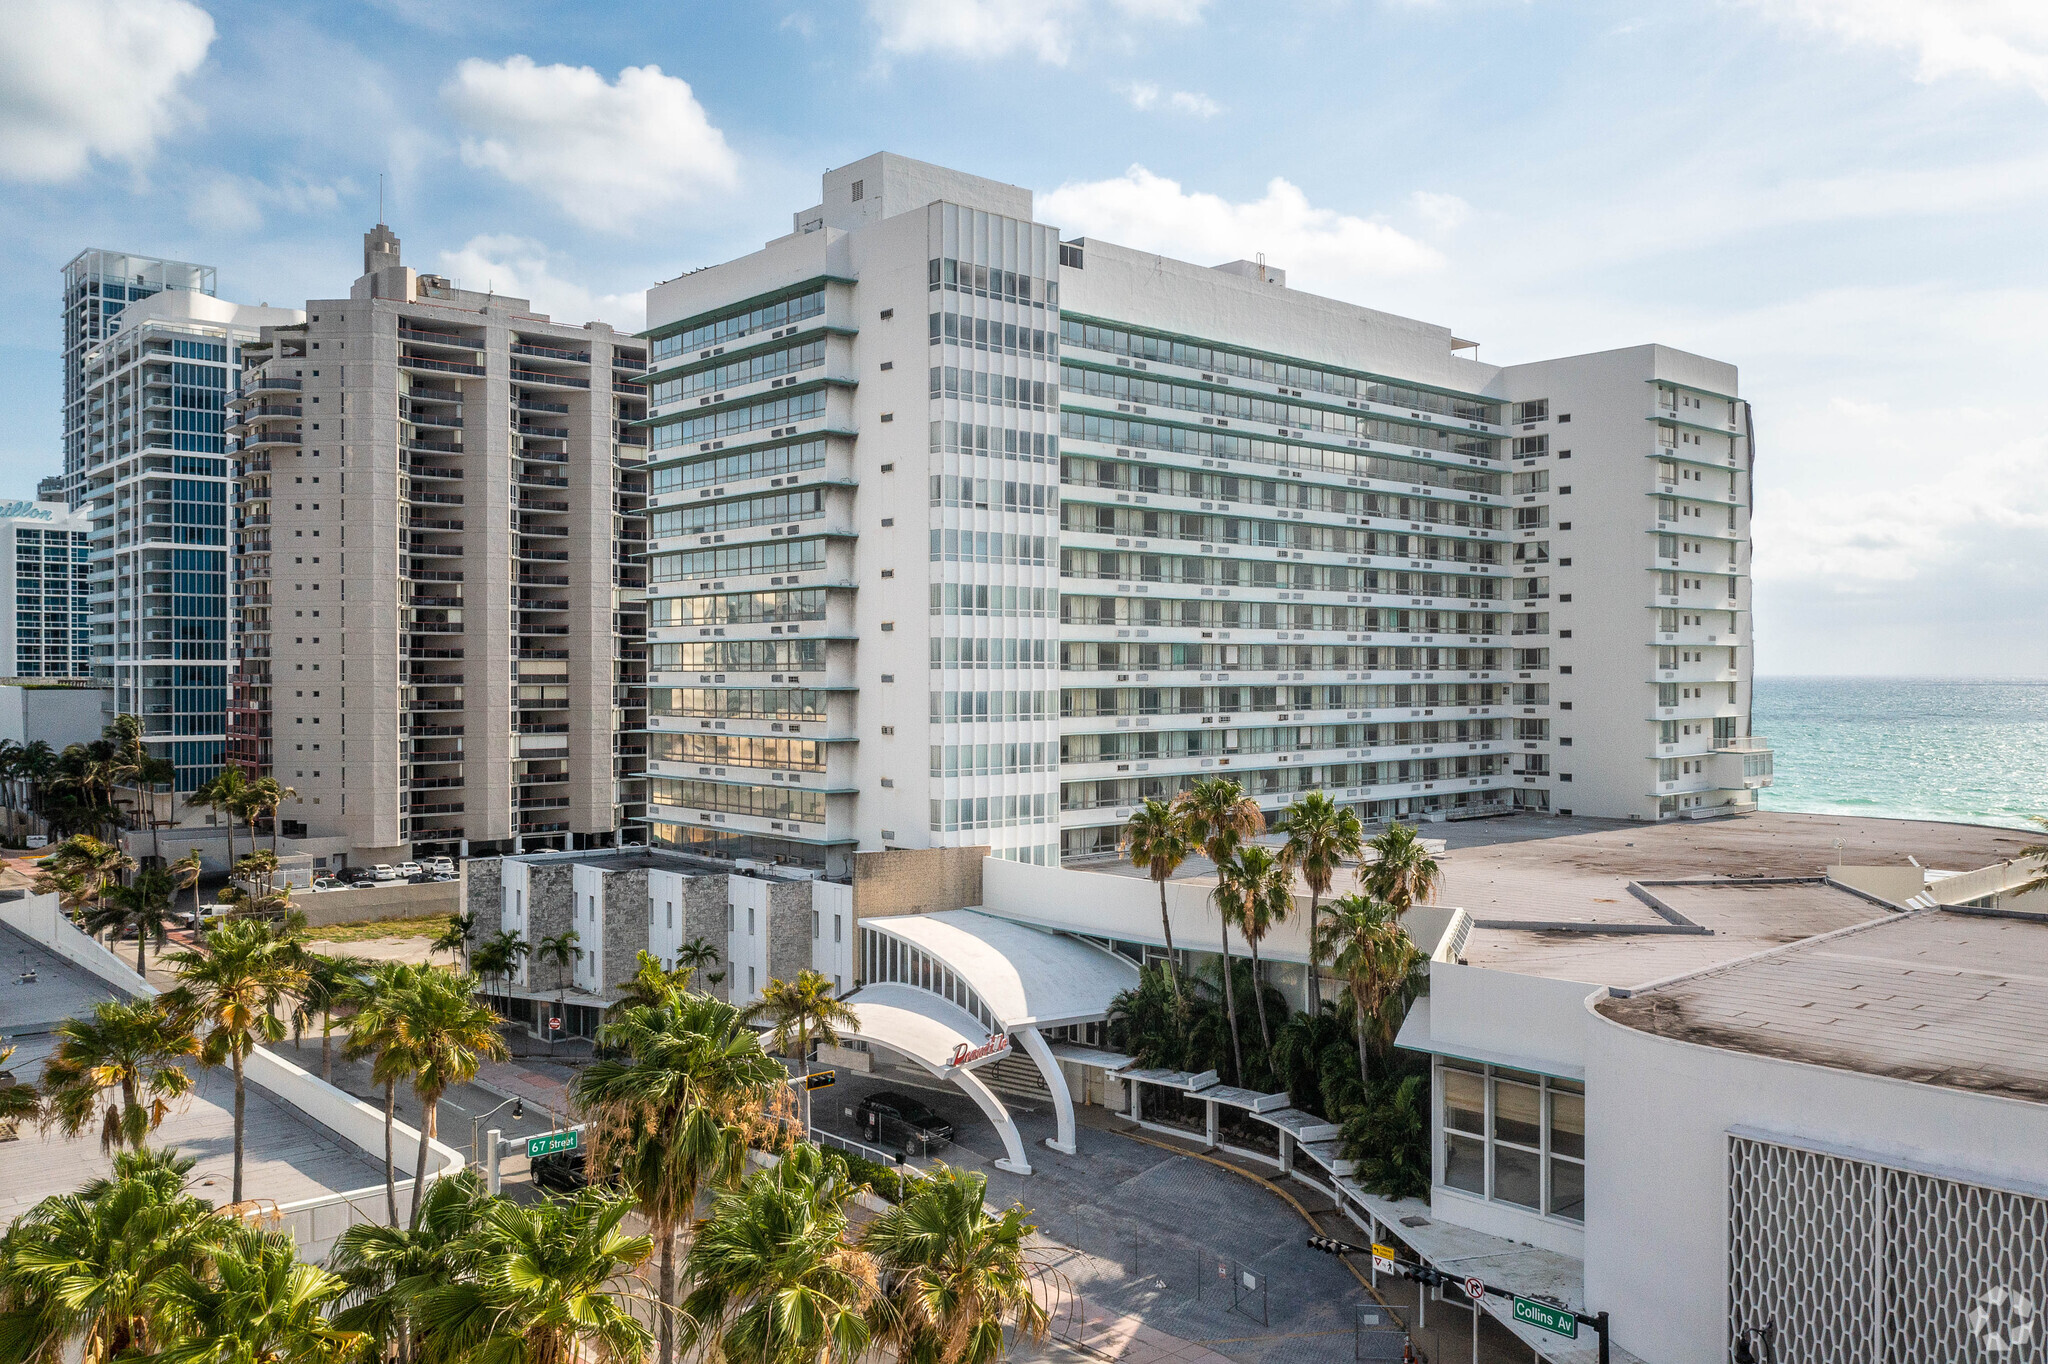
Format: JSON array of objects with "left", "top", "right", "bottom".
[
  {"left": 1746, "top": 0, "right": 2048, "bottom": 98},
  {"left": 1041, "top": 165, "right": 1443, "bottom": 289},
  {"left": 436, "top": 235, "right": 645, "bottom": 332},
  {"left": 186, "top": 172, "right": 351, "bottom": 233},
  {"left": 1409, "top": 190, "right": 1470, "bottom": 231},
  {"left": 0, "top": 0, "right": 214, "bottom": 182},
  {"left": 867, "top": 0, "right": 1206, "bottom": 66},
  {"left": 1122, "top": 82, "right": 1219, "bottom": 115},
  {"left": 442, "top": 56, "right": 737, "bottom": 231}
]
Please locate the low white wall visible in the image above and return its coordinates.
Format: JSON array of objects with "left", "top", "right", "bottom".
[
  {"left": 981, "top": 857, "right": 1316, "bottom": 962},
  {"left": 1582, "top": 992, "right": 2048, "bottom": 1363},
  {"left": 0, "top": 892, "right": 462, "bottom": 1195},
  {"left": 1420, "top": 960, "right": 1595, "bottom": 1078}
]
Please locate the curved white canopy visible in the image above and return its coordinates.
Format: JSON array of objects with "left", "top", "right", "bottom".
[
  {"left": 861, "top": 909, "right": 1140, "bottom": 1029},
  {"left": 843, "top": 983, "right": 1006, "bottom": 1078}
]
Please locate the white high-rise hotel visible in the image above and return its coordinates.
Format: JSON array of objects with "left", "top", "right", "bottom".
[{"left": 639, "top": 155, "right": 1770, "bottom": 875}]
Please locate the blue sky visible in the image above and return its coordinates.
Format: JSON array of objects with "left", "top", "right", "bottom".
[{"left": 4, "top": 0, "right": 2043, "bottom": 676}]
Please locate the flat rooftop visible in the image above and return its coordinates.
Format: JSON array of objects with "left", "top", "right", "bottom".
[
  {"left": 1596, "top": 906, "right": 2048, "bottom": 1104},
  {"left": 0, "top": 928, "right": 387, "bottom": 1226},
  {"left": 1456, "top": 878, "right": 1894, "bottom": 987},
  {"left": 1076, "top": 811, "right": 2034, "bottom": 987}
]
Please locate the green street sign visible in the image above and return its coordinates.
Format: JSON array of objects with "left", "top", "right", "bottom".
[
  {"left": 527, "top": 1129, "right": 580, "bottom": 1159},
  {"left": 1512, "top": 1297, "right": 1578, "bottom": 1340}
]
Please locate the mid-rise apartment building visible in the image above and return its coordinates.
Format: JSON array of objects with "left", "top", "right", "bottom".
[
  {"left": 62, "top": 251, "right": 217, "bottom": 510},
  {"left": 74, "top": 281, "right": 303, "bottom": 794},
  {"left": 637, "top": 154, "right": 1771, "bottom": 875},
  {"left": 0, "top": 500, "right": 93, "bottom": 679},
  {"left": 226, "top": 226, "right": 649, "bottom": 861}
]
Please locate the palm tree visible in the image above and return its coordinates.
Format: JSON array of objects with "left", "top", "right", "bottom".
[
  {"left": 1218, "top": 843, "right": 1291, "bottom": 1062},
  {"left": 744, "top": 969, "right": 860, "bottom": 1133},
  {"left": 675, "top": 935, "right": 721, "bottom": 986},
  {"left": 1315, "top": 892, "right": 1423, "bottom": 1083},
  {"left": 35, "top": 834, "right": 134, "bottom": 930},
  {"left": 577, "top": 994, "right": 790, "bottom": 1364},
  {"left": 40, "top": 999, "right": 199, "bottom": 1154},
  {"left": 86, "top": 866, "right": 179, "bottom": 977},
  {"left": 384, "top": 968, "right": 509, "bottom": 1225},
  {"left": 1360, "top": 821, "right": 1442, "bottom": 917},
  {"left": 1274, "top": 791, "right": 1363, "bottom": 1009},
  {"left": 682, "top": 1144, "right": 878, "bottom": 1364},
  {"left": 536, "top": 928, "right": 579, "bottom": 1001},
  {"left": 330, "top": 1169, "right": 489, "bottom": 1364},
  {"left": 0, "top": 738, "right": 21, "bottom": 835},
  {"left": 864, "top": 1165, "right": 1050, "bottom": 1364},
  {"left": 18, "top": 737, "right": 57, "bottom": 826},
  {"left": 187, "top": 767, "right": 252, "bottom": 871},
  {"left": 1170, "top": 777, "right": 1264, "bottom": 1082},
  {"left": 0, "top": 1042, "right": 40, "bottom": 1135},
  {"left": 245, "top": 776, "right": 294, "bottom": 856},
  {"left": 141, "top": 1224, "right": 363, "bottom": 1364},
  {"left": 169, "top": 849, "right": 204, "bottom": 927},
  {"left": 608, "top": 949, "right": 697, "bottom": 1017},
  {"left": 469, "top": 930, "right": 530, "bottom": 997},
  {"left": 233, "top": 850, "right": 280, "bottom": 901},
  {"left": 413, "top": 1189, "right": 654, "bottom": 1364},
  {"left": 0, "top": 1146, "right": 225, "bottom": 1364},
  {"left": 1120, "top": 798, "right": 1191, "bottom": 1005},
  {"left": 161, "top": 919, "right": 308, "bottom": 1204},
  {"left": 431, "top": 911, "right": 476, "bottom": 969},
  {"left": 342, "top": 962, "right": 416, "bottom": 1226},
  {"left": 293, "top": 952, "right": 369, "bottom": 1083}
]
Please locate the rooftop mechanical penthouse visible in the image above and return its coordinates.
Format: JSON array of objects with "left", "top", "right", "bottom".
[{"left": 637, "top": 153, "right": 1771, "bottom": 876}]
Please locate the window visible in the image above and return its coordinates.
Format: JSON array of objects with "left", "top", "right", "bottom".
[
  {"left": 1437, "top": 1059, "right": 1585, "bottom": 1223},
  {"left": 850, "top": 179, "right": 864, "bottom": 201}
]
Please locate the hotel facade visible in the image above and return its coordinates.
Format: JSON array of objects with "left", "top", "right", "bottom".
[{"left": 637, "top": 154, "right": 1771, "bottom": 876}]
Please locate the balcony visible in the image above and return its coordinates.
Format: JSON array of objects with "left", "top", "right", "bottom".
[
  {"left": 399, "top": 327, "right": 483, "bottom": 350},
  {"left": 400, "top": 353, "right": 486, "bottom": 377},
  {"left": 234, "top": 376, "right": 302, "bottom": 401},
  {"left": 511, "top": 368, "right": 589, "bottom": 389},
  {"left": 1712, "top": 735, "right": 1771, "bottom": 753},
  {"left": 512, "top": 341, "right": 590, "bottom": 363}
]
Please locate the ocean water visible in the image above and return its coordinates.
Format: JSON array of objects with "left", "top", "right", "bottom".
[{"left": 1752, "top": 677, "right": 2048, "bottom": 831}]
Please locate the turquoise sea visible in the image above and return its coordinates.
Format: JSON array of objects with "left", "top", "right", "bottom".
[{"left": 1752, "top": 677, "right": 2048, "bottom": 831}]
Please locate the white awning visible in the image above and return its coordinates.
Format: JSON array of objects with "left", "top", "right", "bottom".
[
  {"left": 860, "top": 909, "right": 1140, "bottom": 1028},
  {"left": 842, "top": 983, "right": 1007, "bottom": 1078}
]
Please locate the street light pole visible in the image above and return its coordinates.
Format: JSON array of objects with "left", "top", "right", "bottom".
[{"left": 470, "top": 1095, "right": 524, "bottom": 1163}]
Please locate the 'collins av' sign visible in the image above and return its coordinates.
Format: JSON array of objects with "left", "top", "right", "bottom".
[{"left": 949, "top": 1033, "right": 1010, "bottom": 1067}]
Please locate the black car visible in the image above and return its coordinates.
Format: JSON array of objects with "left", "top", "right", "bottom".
[
  {"left": 529, "top": 1146, "right": 618, "bottom": 1194},
  {"left": 856, "top": 1091, "right": 956, "bottom": 1144}
]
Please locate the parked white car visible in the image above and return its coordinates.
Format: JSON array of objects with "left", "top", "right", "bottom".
[
  {"left": 425, "top": 856, "right": 456, "bottom": 877},
  {"left": 397, "top": 861, "right": 424, "bottom": 879},
  {"left": 371, "top": 864, "right": 401, "bottom": 882}
]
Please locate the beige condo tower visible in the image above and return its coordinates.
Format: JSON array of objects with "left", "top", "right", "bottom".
[{"left": 226, "top": 227, "right": 649, "bottom": 862}]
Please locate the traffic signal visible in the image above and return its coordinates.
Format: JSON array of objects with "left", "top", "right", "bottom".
[{"left": 1306, "top": 1235, "right": 1364, "bottom": 1256}]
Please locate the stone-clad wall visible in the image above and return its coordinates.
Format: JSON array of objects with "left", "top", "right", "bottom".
[
  {"left": 851, "top": 846, "right": 988, "bottom": 922},
  {"left": 681, "top": 875, "right": 729, "bottom": 1000},
  {"left": 600, "top": 867, "right": 649, "bottom": 996},
  {"left": 525, "top": 863, "right": 575, "bottom": 995},
  {"left": 766, "top": 880, "right": 814, "bottom": 986},
  {"left": 466, "top": 858, "right": 503, "bottom": 931}
]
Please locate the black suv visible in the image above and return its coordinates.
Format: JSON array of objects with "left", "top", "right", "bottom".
[
  {"left": 529, "top": 1146, "right": 623, "bottom": 1194},
  {"left": 855, "top": 1091, "right": 956, "bottom": 1144}
]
